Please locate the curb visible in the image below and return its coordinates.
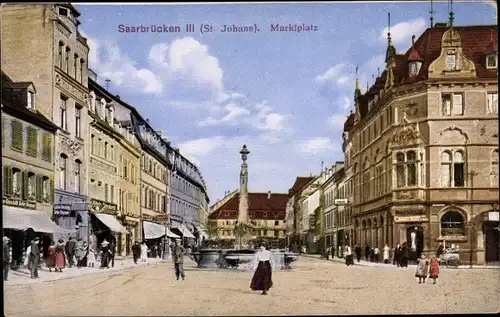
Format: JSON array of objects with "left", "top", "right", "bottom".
[
  {"left": 5, "top": 260, "right": 169, "bottom": 286},
  {"left": 299, "top": 254, "right": 500, "bottom": 269}
]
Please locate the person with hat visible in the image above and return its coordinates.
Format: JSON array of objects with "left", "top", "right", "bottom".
[
  {"left": 29, "top": 237, "right": 41, "bottom": 279},
  {"left": 3, "top": 237, "right": 11, "bottom": 281},
  {"left": 100, "top": 239, "right": 111, "bottom": 269},
  {"left": 172, "top": 239, "right": 186, "bottom": 280},
  {"left": 131, "top": 241, "right": 141, "bottom": 264}
]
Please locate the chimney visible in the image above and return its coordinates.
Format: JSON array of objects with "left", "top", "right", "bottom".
[
  {"left": 146, "top": 119, "right": 150, "bottom": 124},
  {"left": 115, "top": 94, "right": 120, "bottom": 100},
  {"left": 267, "top": 191, "right": 271, "bottom": 199}
]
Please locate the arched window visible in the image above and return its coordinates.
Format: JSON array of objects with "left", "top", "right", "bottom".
[
  {"left": 441, "top": 150, "right": 465, "bottom": 187},
  {"left": 440, "top": 211, "right": 465, "bottom": 236},
  {"left": 65, "top": 46, "right": 71, "bottom": 73},
  {"left": 74, "top": 159, "right": 81, "bottom": 194},
  {"left": 59, "top": 154, "right": 67, "bottom": 190},
  {"left": 491, "top": 149, "right": 498, "bottom": 187},
  {"left": 73, "top": 54, "right": 79, "bottom": 79}
]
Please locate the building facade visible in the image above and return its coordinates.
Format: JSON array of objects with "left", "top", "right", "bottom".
[
  {"left": 344, "top": 21, "right": 498, "bottom": 264},
  {"left": 87, "top": 77, "right": 142, "bottom": 256},
  {"left": 168, "top": 149, "right": 209, "bottom": 241},
  {"left": 2, "top": 3, "right": 92, "bottom": 241},
  {"left": 208, "top": 192, "right": 288, "bottom": 242},
  {"left": 297, "top": 176, "right": 324, "bottom": 253},
  {"left": 286, "top": 177, "right": 315, "bottom": 252}
]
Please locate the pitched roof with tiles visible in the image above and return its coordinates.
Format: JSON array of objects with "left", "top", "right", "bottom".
[
  {"left": 208, "top": 192, "right": 288, "bottom": 220},
  {"left": 289, "top": 177, "right": 315, "bottom": 196},
  {"left": 347, "top": 24, "right": 497, "bottom": 126}
]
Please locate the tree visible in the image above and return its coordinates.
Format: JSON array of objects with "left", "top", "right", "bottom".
[{"left": 206, "top": 224, "right": 219, "bottom": 241}]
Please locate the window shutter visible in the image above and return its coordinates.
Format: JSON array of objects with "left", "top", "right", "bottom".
[
  {"left": 3, "top": 166, "right": 12, "bottom": 196},
  {"left": 1, "top": 117, "right": 5, "bottom": 148},
  {"left": 452, "top": 94, "right": 463, "bottom": 115},
  {"left": 22, "top": 171, "right": 29, "bottom": 199},
  {"left": 11, "top": 120, "right": 23, "bottom": 151},
  {"left": 36, "top": 175, "right": 43, "bottom": 202},
  {"left": 27, "top": 127, "right": 38, "bottom": 157},
  {"left": 42, "top": 133, "right": 52, "bottom": 162}
]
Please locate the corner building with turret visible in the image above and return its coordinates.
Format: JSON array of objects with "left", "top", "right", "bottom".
[{"left": 343, "top": 20, "right": 498, "bottom": 265}]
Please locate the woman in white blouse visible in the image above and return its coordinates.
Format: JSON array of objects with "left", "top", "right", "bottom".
[{"left": 250, "top": 246, "right": 273, "bottom": 295}]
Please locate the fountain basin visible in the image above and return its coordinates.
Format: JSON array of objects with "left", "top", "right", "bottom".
[{"left": 191, "top": 249, "right": 224, "bottom": 269}]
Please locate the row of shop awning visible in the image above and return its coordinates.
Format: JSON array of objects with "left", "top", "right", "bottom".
[
  {"left": 143, "top": 221, "right": 180, "bottom": 239},
  {"left": 3, "top": 206, "right": 74, "bottom": 234}
]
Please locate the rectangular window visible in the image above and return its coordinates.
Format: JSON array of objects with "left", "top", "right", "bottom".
[
  {"left": 58, "top": 43, "right": 63, "bottom": 69},
  {"left": 10, "top": 120, "right": 23, "bottom": 152},
  {"left": 27, "top": 91, "right": 35, "bottom": 109},
  {"left": 110, "top": 185, "right": 114, "bottom": 204},
  {"left": 441, "top": 93, "right": 463, "bottom": 116},
  {"left": 91, "top": 135, "right": 95, "bottom": 154},
  {"left": 104, "top": 142, "right": 108, "bottom": 159},
  {"left": 42, "top": 133, "right": 52, "bottom": 162},
  {"left": 80, "top": 60, "right": 85, "bottom": 83},
  {"left": 104, "top": 184, "right": 109, "bottom": 202},
  {"left": 75, "top": 106, "right": 81, "bottom": 138},
  {"left": 60, "top": 95, "right": 67, "bottom": 130},
  {"left": 487, "top": 93, "right": 498, "bottom": 114},
  {"left": 26, "top": 126, "right": 38, "bottom": 157},
  {"left": 486, "top": 54, "right": 497, "bottom": 69},
  {"left": 73, "top": 54, "right": 78, "bottom": 79}
]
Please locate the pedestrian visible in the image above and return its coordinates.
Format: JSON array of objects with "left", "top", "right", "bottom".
[
  {"left": 437, "top": 242, "right": 444, "bottom": 258},
  {"left": 401, "top": 242, "right": 409, "bottom": 268},
  {"left": 109, "top": 240, "right": 116, "bottom": 268},
  {"left": 132, "top": 241, "right": 141, "bottom": 264},
  {"left": 80, "top": 241, "right": 89, "bottom": 267},
  {"left": 354, "top": 245, "right": 362, "bottom": 263},
  {"left": 364, "top": 245, "right": 370, "bottom": 261},
  {"left": 3, "top": 237, "right": 10, "bottom": 281},
  {"left": 65, "top": 237, "right": 76, "bottom": 268},
  {"left": 29, "top": 237, "right": 41, "bottom": 279},
  {"left": 75, "top": 239, "right": 84, "bottom": 268},
  {"left": 88, "top": 242, "right": 96, "bottom": 268},
  {"left": 250, "top": 246, "right": 273, "bottom": 295},
  {"left": 100, "top": 240, "right": 111, "bottom": 269},
  {"left": 344, "top": 245, "right": 353, "bottom": 266},
  {"left": 383, "top": 244, "right": 390, "bottom": 264},
  {"left": 172, "top": 239, "right": 186, "bottom": 281},
  {"left": 45, "top": 241, "right": 56, "bottom": 272},
  {"left": 393, "top": 243, "right": 401, "bottom": 267},
  {"left": 415, "top": 254, "right": 429, "bottom": 284},
  {"left": 140, "top": 241, "right": 148, "bottom": 262},
  {"left": 429, "top": 253, "right": 440, "bottom": 284},
  {"left": 370, "top": 247, "right": 375, "bottom": 262},
  {"left": 55, "top": 239, "right": 66, "bottom": 272},
  {"left": 374, "top": 247, "right": 380, "bottom": 263}
]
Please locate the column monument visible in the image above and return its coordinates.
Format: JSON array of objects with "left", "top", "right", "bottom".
[{"left": 236, "top": 144, "right": 252, "bottom": 249}]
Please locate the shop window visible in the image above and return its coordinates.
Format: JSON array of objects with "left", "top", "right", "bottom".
[{"left": 440, "top": 211, "right": 465, "bottom": 236}]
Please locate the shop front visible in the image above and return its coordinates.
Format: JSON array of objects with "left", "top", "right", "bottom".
[
  {"left": 89, "top": 199, "right": 127, "bottom": 254},
  {"left": 474, "top": 210, "right": 500, "bottom": 265},
  {"left": 3, "top": 198, "right": 74, "bottom": 268},
  {"left": 393, "top": 214, "right": 428, "bottom": 261},
  {"left": 53, "top": 190, "right": 90, "bottom": 242}
]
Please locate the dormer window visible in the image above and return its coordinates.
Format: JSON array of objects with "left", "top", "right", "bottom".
[
  {"left": 58, "top": 7, "right": 68, "bottom": 16},
  {"left": 486, "top": 53, "right": 497, "bottom": 69},
  {"left": 409, "top": 61, "right": 422, "bottom": 77},
  {"left": 446, "top": 49, "right": 457, "bottom": 70},
  {"left": 27, "top": 91, "right": 35, "bottom": 110}
]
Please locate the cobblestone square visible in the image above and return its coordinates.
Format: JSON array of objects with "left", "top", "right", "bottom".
[{"left": 4, "top": 257, "right": 499, "bottom": 316}]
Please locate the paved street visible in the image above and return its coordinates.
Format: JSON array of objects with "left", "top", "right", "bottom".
[{"left": 4, "top": 256, "right": 499, "bottom": 316}]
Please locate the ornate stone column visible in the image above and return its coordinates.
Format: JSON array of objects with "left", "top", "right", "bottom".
[{"left": 237, "top": 145, "right": 251, "bottom": 249}]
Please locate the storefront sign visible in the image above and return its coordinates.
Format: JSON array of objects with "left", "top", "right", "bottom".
[
  {"left": 155, "top": 215, "right": 169, "bottom": 221},
  {"left": 53, "top": 203, "right": 72, "bottom": 216},
  {"left": 334, "top": 199, "right": 348, "bottom": 205},
  {"left": 90, "top": 199, "right": 117, "bottom": 214},
  {"left": 488, "top": 211, "right": 499, "bottom": 221},
  {"left": 394, "top": 215, "right": 428, "bottom": 223},
  {"left": 2, "top": 198, "right": 36, "bottom": 209}
]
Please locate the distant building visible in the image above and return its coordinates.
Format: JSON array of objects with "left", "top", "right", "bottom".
[
  {"left": 208, "top": 191, "right": 288, "bottom": 242},
  {"left": 344, "top": 21, "right": 498, "bottom": 264},
  {"left": 285, "top": 177, "right": 315, "bottom": 250}
]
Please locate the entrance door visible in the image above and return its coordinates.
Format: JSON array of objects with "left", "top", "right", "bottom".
[
  {"left": 484, "top": 221, "right": 500, "bottom": 263},
  {"left": 406, "top": 226, "right": 424, "bottom": 260}
]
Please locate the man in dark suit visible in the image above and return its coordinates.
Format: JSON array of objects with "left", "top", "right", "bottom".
[
  {"left": 65, "top": 237, "right": 76, "bottom": 268},
  {"left": 29, "top": 237, "right": 41, "bottom": 279},
  {"left": 172, "top": 239, "right": 186, "bottom": 281}
]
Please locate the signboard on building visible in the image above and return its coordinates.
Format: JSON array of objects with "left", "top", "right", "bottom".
[
  {"left": 394, "top": 215, "right": 429, "bottom": 223},
  {"left": 3, "top": 198, "right": 36, "bottom": 209},
  {"left": 90, "top": 199, "right": 117, "bottom": 214},
  {"left": 488, "top": 211, "right": 499, "bottom": 221},
  {"left": 334, "top": 199, "right": 348, "bottom": 205},
  {"left": 53, "top": 203, "right": 73, "bottom": 216},
  {"left": 155, "top": 215, "right": 169, "bottom": 221}
]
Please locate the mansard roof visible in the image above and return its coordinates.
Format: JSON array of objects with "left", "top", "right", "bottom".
[{"left": 208, "top": 192, "right": 288, "bottom": 220}]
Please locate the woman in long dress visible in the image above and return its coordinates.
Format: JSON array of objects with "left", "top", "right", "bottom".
[
  {"left": 429, "top": 253, "right": 440, "bottom": 284},
  {"left": 415, "top": 254, "right": 429, "bottom": 284},
  {"left": 45, "top": 242, "right": 56, "bottom": 272},
  {"left": 250, "top": 246, "right": 273, "bottom": 295},
  {"left": 88, "top": 243, "right": 96, "bottom": 268},
  {"left": 54, "top": 239, "right": 66, "bottom": 272},
  {"left": 383, "top": 244, "right": 390, "bottom": 264},
  {"left": 100, "top": 240, "right": 111, "bottom": 269},
  {"left": 140, "top": 242, "right": 148, "bottom": 262}
]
